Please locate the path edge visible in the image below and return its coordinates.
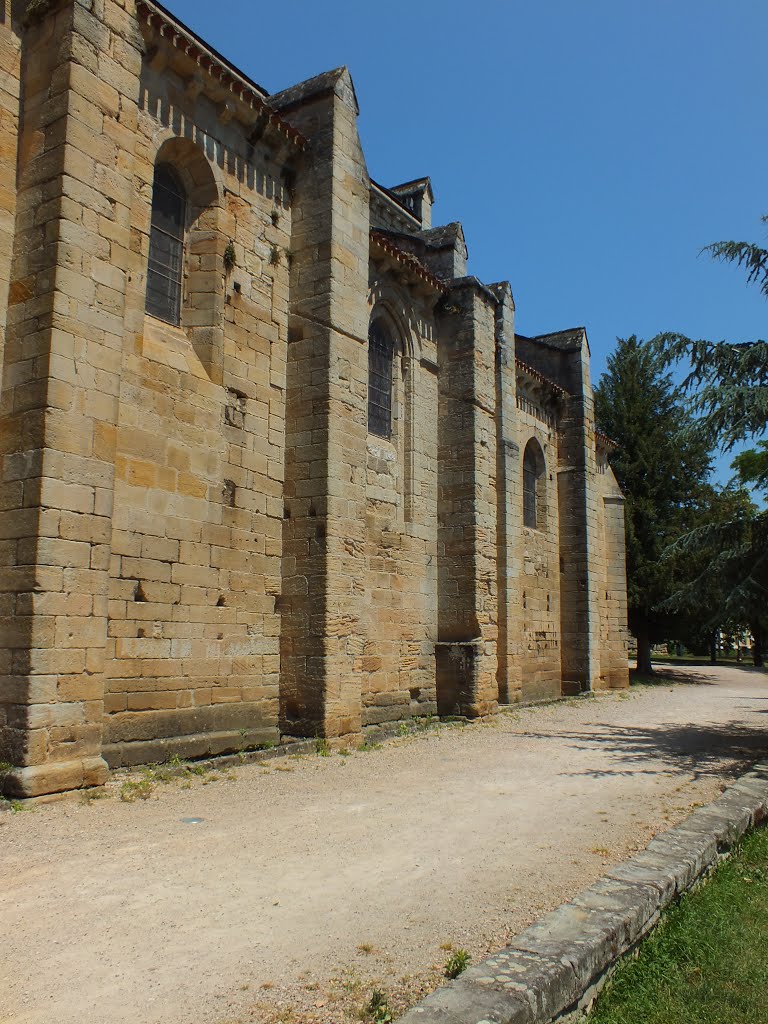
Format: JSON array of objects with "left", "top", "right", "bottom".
[{"left": 397, "top": 762, "right": 768, "bottom": 1024}]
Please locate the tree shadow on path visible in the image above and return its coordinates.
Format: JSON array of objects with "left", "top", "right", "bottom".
[{"left": 522, "top": 718, "right": 768, "bottom": 782}]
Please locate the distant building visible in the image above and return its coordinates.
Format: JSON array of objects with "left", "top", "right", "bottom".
[{"left": 0, "top": 0, "right": 628, "bottom": 798}]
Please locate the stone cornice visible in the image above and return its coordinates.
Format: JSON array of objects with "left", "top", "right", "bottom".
[
  {"left": 596, "top": 429, "right": 619, "bottom": 450},
  {"left": 515, "top": 358, "right": 567, "bottom": 401},
  {"left": 136, "top": 1, "right": 307, "bottom": 151},
  {"left": 370, "top": 230, "right": 447, "bottom": 296}
]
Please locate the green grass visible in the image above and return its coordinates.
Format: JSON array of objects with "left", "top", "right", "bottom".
[
  {"left": 629, "top": 669, "right": 680, "bottom": 687},
  {"left": 652, "top": 652, "right": 754, "bottom": 667},
  {"left": 589, "top": 826, "right": 768, "bottom": 1024}
]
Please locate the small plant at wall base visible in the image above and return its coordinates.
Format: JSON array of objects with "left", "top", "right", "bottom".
[
  {"left": 444, "top": 949, "right": 471, "bottom": 978},
  {"left": 364, "top": 990, "right": 393, "bottom": 1023},
  {"left": 223, "top": 242, "right": 236, "bottom": 271}
]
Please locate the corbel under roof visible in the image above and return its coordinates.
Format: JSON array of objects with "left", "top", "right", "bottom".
[
  {"left": 370, "top": 230, "right": 447, "bottom": 295},
  {"left": 136, "top": 0, "right": 307, "bottom": 150}
]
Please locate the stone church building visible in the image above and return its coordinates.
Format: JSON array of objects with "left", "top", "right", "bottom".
[{"left": 0, "top": 0, "right": 628, "bottom": 798}]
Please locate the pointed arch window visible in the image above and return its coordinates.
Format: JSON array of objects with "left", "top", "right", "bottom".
[
  {"left": 368, "top": 319, "right": 394, "bottom": 438},
  {"left": 146, "top": 164, "right": 187, "bottom": 325}
]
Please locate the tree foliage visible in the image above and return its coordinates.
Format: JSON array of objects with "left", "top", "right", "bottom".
[
  {"left": 705, "top": 215, "right": 768, "bottom": 299},
  {"left": 594, "top": 336, "right": 714, "bottom": 671},
  {"left": 654, "top": 215, "right": 768, "bottom": 451},
  {"left": 732, "top": 439, "right": 768, "bottom": 497},
  {"left": 653, "top": 215, "right": 768, "bottom": 665}
]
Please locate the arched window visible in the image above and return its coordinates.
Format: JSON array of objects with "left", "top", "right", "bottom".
[
  {"left": 368, "top": 319, "right": 394, "bottom": 438},
  {"left": 146, "top": 164, "right": 186, "bottom": 325},
  {"left": 523, "top": 439, "right": 545, "bottom": 529}
]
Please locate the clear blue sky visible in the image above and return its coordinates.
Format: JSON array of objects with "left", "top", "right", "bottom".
[{"left": 168, "top": 0, "right": 765, "bottom": 470}]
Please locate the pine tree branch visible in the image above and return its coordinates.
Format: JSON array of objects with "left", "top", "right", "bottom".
[{"left": 702, "top": 240, "right": 768, "bottom": 298}]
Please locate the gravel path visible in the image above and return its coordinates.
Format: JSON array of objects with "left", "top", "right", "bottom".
[{"left": 2, "top": 663, "right": 767, "bottom": 1024}]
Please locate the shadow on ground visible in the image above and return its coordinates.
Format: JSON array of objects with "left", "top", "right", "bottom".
[
  {"left": 651, "top": 658, "right": 767, "bottom": 673},
  {"left": 519, "top": 718, "right": 768, "bottom": 781},
  {"left": 631, "top": 668, "right": 715, "bottom": 687}
]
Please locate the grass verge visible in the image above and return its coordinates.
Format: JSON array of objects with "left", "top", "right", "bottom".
[
  {"left": 629, "top": 669, "right": 680, "bottom": 687},
  {"left": 588, "top": 825, "right": 768, "bottom": 1024}
]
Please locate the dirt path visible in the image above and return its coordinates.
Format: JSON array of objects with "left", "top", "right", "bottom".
[{"left": 2, "top": 664, "right": 767, "bottom": 1024}]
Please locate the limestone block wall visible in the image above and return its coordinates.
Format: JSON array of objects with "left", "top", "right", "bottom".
[
  {"left": 0, "top": 2, "right": 22, "bottom": 381},
  {"left": 275, "top": 68, "right": 371, "bottom": 742},
  {"left": 492, "top": 284, "right": 521, "bottom": 705},
  {"left": 102, "top": 39, "right": 294, "bottom": 765},
  {"left": 0, "top": 0, "right": 629, "bottom": 797},
  {"left": 369, "top": 184, "right": 421, "bottom": 235},
  {"left": 435, "top": 280, "right": 499, "bottom": 717},
  {"left": 0, "top": 0, "right": 141, "bottom": 796},
  {"left": 518, "top": 332, "right": 602, "bottom": 693},
  {"left": 597, "top": 448, "right": 630, "bottom": 688},
  {"left": 362, "top": 277, "right": 439, "bottom": 725},
  {"left": 516, "top": 409, "right": 562, "bottom": 703}
]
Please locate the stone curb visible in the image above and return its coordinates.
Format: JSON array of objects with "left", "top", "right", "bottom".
[{"left": 397, "top": 763, "right": 768, "bottom": 1024}]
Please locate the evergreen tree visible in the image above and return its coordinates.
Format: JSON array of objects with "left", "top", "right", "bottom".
[
  {"left": 662, "top": 484, "right": 762, "bottom": 664},
  {"left": 655, "top": 215, "right": 767, "bottom": 450},
  {"left": 732, "top": 440, "right": 768, "bottom": 497},
  {"left": 654, "top": 215, "right": 768, "bottom": 665},
  {"left": 594, "top": 336, "right": 714, "bottom": 673}
]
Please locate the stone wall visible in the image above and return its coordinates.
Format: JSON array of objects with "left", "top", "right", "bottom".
[
  {"left": 597, "top": 447, "right": 630, "bottom": 689},
  {"left": 516, "top": 410, "right": 562, "bottom": 703},
  {"left": 103, "top": 33, "right": 294, "bottom": 765},
  {"left": 361, "top": 271, "right": 439, "bottom": 725},
  {"left": 0, "top": 0, "right": 629, "bottom": 797}
]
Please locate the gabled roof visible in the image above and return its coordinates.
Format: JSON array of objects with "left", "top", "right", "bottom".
[
  {"left": 389, "top": 177, "right": 435, "bottom": 203},
  {"left": 523, "top": 327, "right": 586, "bottom": 352},
  {"left": 270, "top": 67, "right": 360, "bottom": 115},
  {"left": 520, "top": 326, "right": 591, "bottom": 357},
  {"left": 370, "top": 179, "right": 421, "bottom": 221},
  {"left": 419, "top": 222, "right": 466, "bottom": 252}
]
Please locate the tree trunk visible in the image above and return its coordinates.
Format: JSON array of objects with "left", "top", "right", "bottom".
[
  {"left": 751, "top": 622, "right": 765, "bottom": 668},
  {"left": 709, "top": 632, "right": 718, "bottom": 665},
  {"left": 635, "top": 621, "right": 653, "bottom": 674}
]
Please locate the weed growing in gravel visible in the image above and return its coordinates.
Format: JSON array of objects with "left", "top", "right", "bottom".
[
  {"left": 117, "top": 758, "right": 223, "bottom": 803},
  {"left": 357, "top": 942, "right": 375, "bottom": 954},
  {"left": 357, "top": 741, "right": 382, "bottom": 752},
  {"left": 315, "top": 738, "right": 331, "bottom": 756},
  {"left": 0, "top": 762, "right": 23, "bottom": 813},
  {"left": 444, "top": 949, "right": 471, "bottom": 978},
  {"left": 0, "top": 795, "right": 26, "bottom": 813},
  {"left": 120, "top": 778, "right": 154, "bottom": 802},
  {"left": 363, "top": 990, "right": 393, "bottom": 1022},
  {"left": 80, "top": 788, "right": 110, "bottom": 805}
]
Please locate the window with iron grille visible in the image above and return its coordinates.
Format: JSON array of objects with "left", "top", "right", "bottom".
[
  {"left": 146, "top": 164, "right": 186, "bottom": 325},
  {"left": 523, "top": 442, "right": 540, "bottom": 529},
  {"left": 368, "top": 319, "right": 394, "bottom": 438}
]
